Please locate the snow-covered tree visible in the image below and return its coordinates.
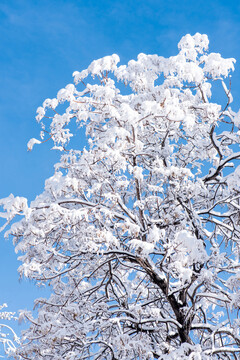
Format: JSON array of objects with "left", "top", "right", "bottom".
[{"left": 1, "top": 33, "right": 240, "bottom": 359}]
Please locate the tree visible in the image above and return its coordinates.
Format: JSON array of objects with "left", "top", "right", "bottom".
[{"left": 1, "top": 33, "right": 240, "bottom": 359}]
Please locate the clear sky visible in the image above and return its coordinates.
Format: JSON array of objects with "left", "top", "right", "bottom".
[{"left": 1, "top": 0, "right": 240, "bottom": 344}]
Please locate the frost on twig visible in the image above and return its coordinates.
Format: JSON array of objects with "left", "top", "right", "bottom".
[{"left": 0, "top": 304, "right": 20, "bottom": 358}]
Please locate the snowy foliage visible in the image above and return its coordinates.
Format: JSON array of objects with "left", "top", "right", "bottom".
[{"left": 1, "top": 33, "right": 240, "bottom": 359}]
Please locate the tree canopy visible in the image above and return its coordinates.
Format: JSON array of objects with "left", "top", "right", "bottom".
[{"left": 1, "top": 33, "right": 240, "bottom": 359}]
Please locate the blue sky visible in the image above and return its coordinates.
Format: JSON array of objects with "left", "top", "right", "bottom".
[{"left": 1, "top": 0, "right": 240, "bottom": 343}]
